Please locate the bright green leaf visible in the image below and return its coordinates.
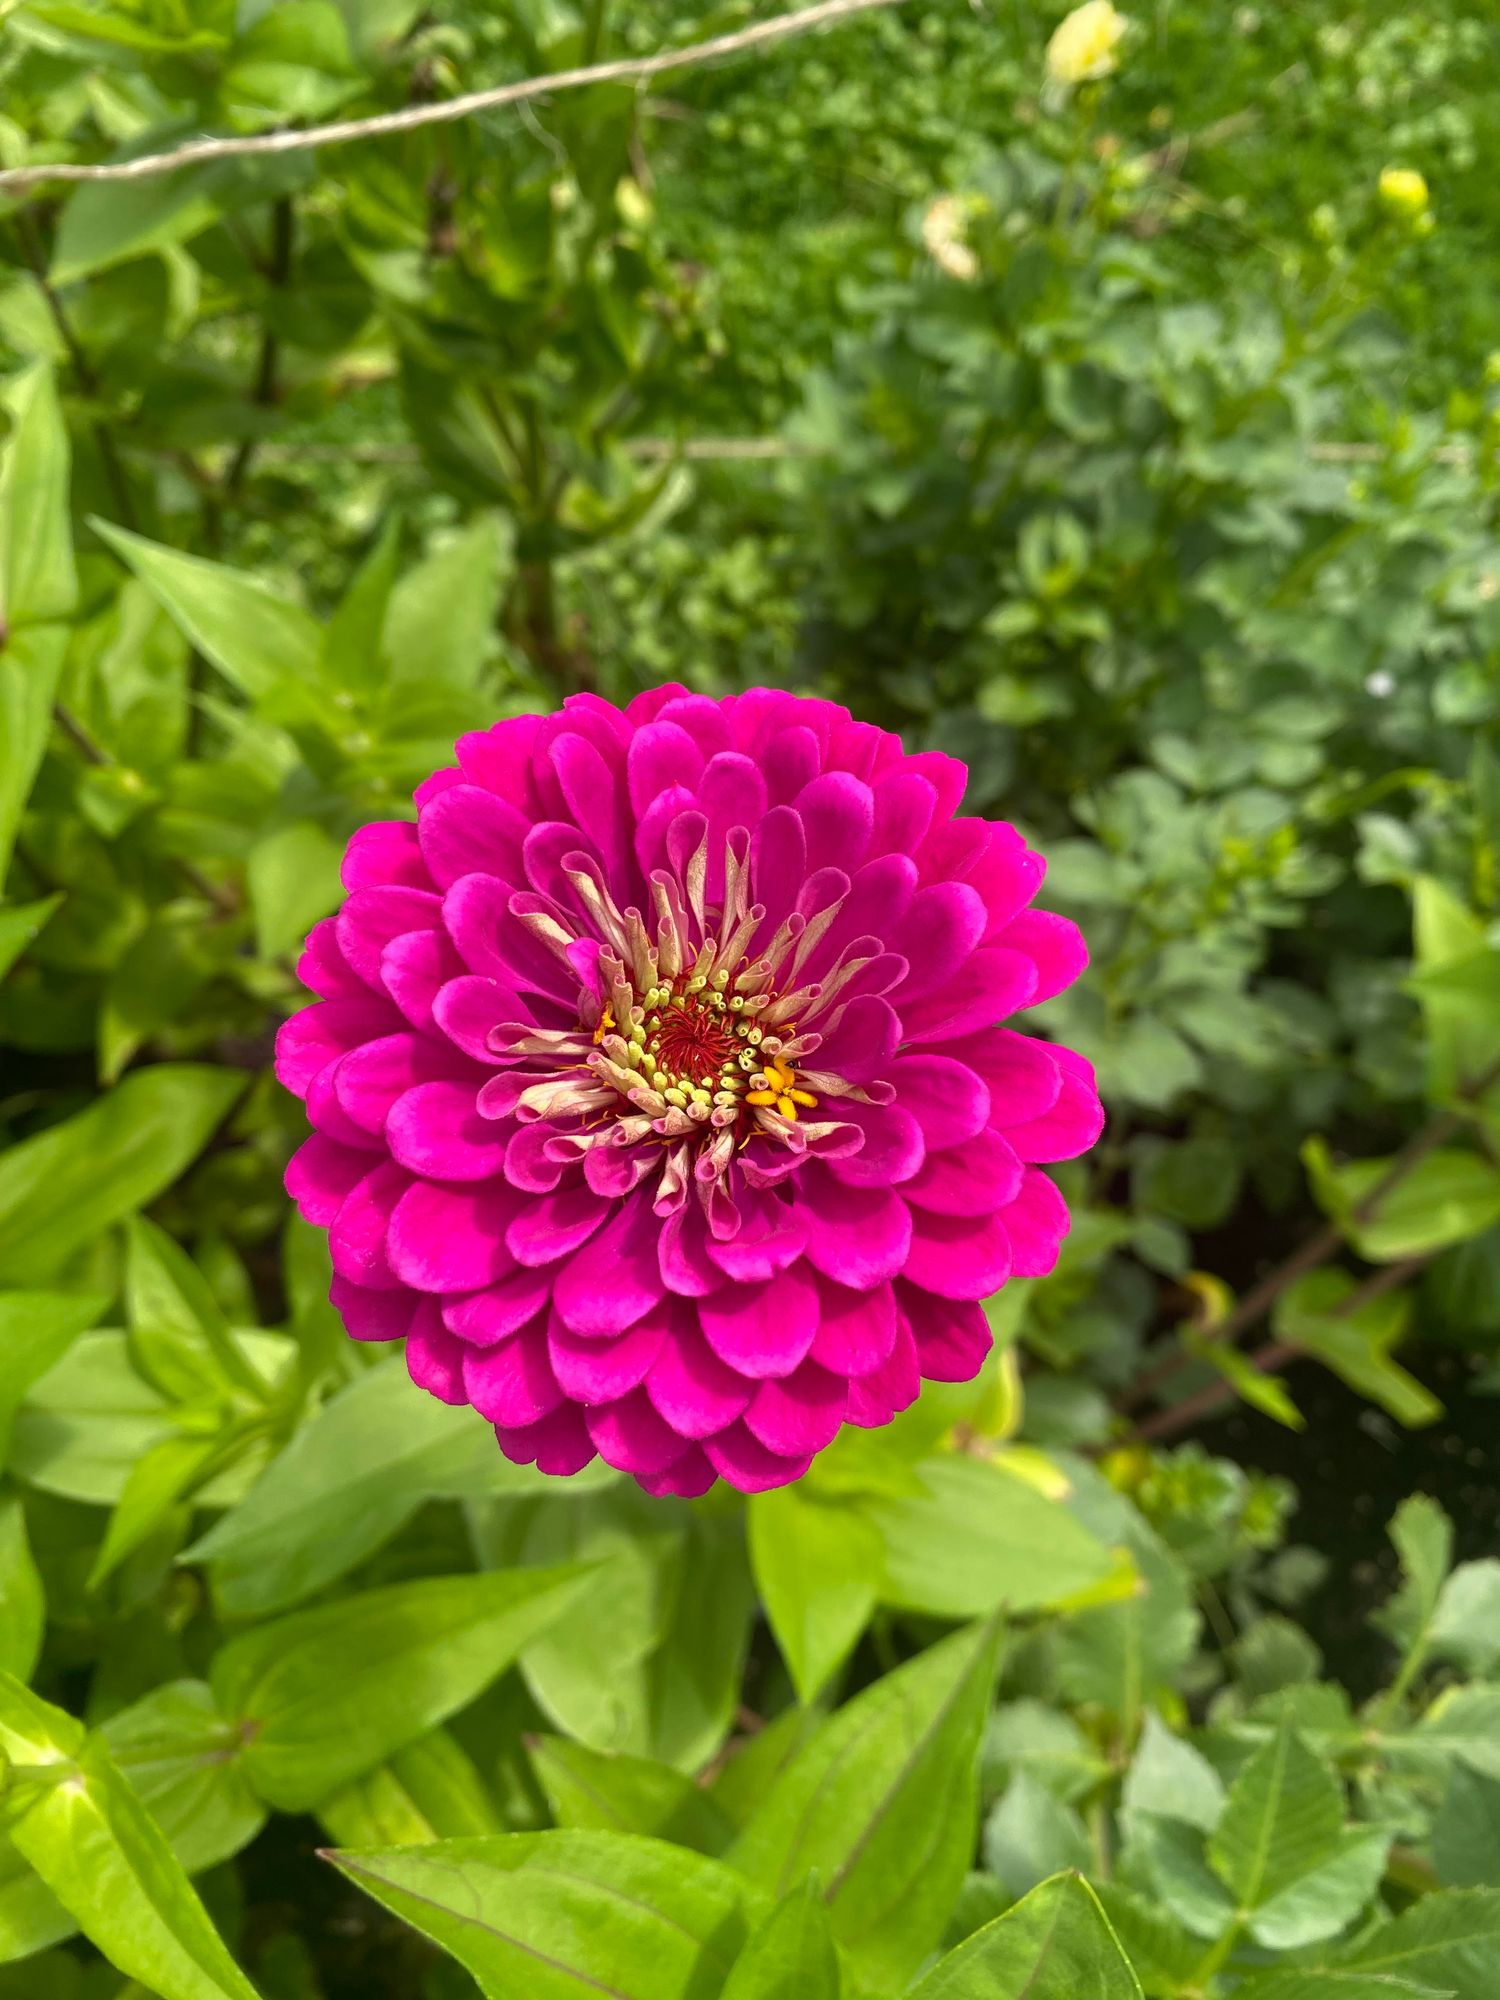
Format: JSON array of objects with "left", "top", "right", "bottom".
[
  {"left": 908, "top": 1873, "right": 1143, "bottom": 1999},
  {"left": 748, "top": 1484, "right": 880, "bottom": 1704}
]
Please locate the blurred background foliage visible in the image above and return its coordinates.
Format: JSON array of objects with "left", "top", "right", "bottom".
[{"left": 5, "top": 0, "right": 1500, "bottom": 1996}]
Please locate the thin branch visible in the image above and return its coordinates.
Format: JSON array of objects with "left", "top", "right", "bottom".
[{"left": 0, "top": 0, "right": 907, "bottom": 195}]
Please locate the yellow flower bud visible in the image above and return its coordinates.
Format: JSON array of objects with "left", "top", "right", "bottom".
[
  {"left": 921, "top": 194, "right": 980, "bottom": 282},
  {"left": 1046, "top": 0, "right": 1129, "bottom": 85},
  {"left": 1378, "top": 166, "right": 1429, "bottom": 219}
]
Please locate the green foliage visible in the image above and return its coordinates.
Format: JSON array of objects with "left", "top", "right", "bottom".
[{"left": 4, "top": 0, "right": 1500, "bottom": 1993}]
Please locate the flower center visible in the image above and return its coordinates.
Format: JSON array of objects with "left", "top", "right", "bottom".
[{"left": 589, "top": 966, "right": 818, "bottom": 1134}]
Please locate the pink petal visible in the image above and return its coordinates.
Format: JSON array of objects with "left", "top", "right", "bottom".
[
  {"left": 645, "top": 1317, "right": 753, "bottom": 1436},
  {"left": 275, "top": 996, "right": 400, "bottom": 1097},
  {"left": 550, "top": 1310, "right": 668, "bottom": 1402},
  {"left": 388, "top": 1180, "right": 521, "bottom": 1292},
  {"left": 329, "top": 1275, "right": 418, "bottom": 1343},
  {"left": 406, "top": 1299, "right": 468, "bottom": 1404},
  {"left": 298, "top": 918, "right": 366, "bottom": 998},
  {"left": 745, "top": 1361, "right": 847, "bottom": 1457},
  {"left": 333, "top": 1033, "right": 472, "bottom": 1136},
  {"left": 431, "top": 974, "right": 529, "bottom": 1065},
  {"left": 507, "top": 1181, "right": 609, "bottom": 1269},
  {"left": 903, "top": 1129, "right": 1023, "bottom": 1216},
  {"left": 586, "top": 1388, "right": 691, "bottom": 1477},
  {"left": 659, "top": 1200, "right": 727, "bottom": 1298},
  {"left": 706, "top": 1190, "right": 807, "bottom": 1283},
  {"left": 1006, "top": 1049, "right": 1104, "bottom": 1163},
  {"left": 890, "top": 882, "right": 988, "bottom": 1005},
  {"left": 285, "top": 1134, "right": 372, "bottom": 1227},
  {"left": 704, "top": 1423, "right": 813, "bottom": 1494},
  {"left": 901, "top": 946, "right": 1039, "bottom": 1043},
  {"left": 417, "top": 783, "right": 529, "bottom": 889},
  {"left": 997, "top": 908, "right": 1088, "bottom": 1004},
  {"left": 329, "top": 1161, "right": 411, "bottom": 1290},
  {"left": 960, "top": 1030, "right": 1063, "bottom": 1127},
  {"left": 336, "top": 885, "right": 443, "bottom": 987},
  {"left": 794, "top": 1169, "right": 912, "bottom": 1290},
  {"left": 998, "top": 1168, "right": 1072, "bottom": 1277},
  {"left": 443, "top": 1269, "right": 552, "bottom": 1345},
  {"left": 493, "top": 1404, "right": 596, "bottom": 1477},
  {"left": 818, "top": 995, "right": 900, "bottom": 1086},
  {"left": 796, "top": 771, "right": 875, "bottom": 877},
  {"left": 871, "top": 770, "right": 938, "bottom": 857},
  {"left": 903, "top": 1207, "right": 1012, "bottom": 1300},
  {"left": 464, "top": 1321, "right": 565, "bottom": 1427},
  {"left": 387, "top": 1080, "right": 511, "bottom": 1181},
  {"left": 888, "top": 1054, "right": 991, "bottom": 1150},
  {"left": 638, "top": 1447, "right": 717, "bottom": 1498},
  {"left": 342, "top": 819, "right": 431, "bottom": 892},
  {"left": 627, "top": 719, "right": 706, "bottom": 817},
  {"left": 846, "top": 1312, "right": 921, "bottom": 1426},
  {"left": 809, "top": 1278, "right": 898, "bottom": 1376},
  {"left": 825, "top": 1099, "right": 925, "bottom": 1189},
  {"left": 900, "top": 1286, "right": 993, "bottom": 1382},
  {"left": 381, "top": 929, "right": 467, "bottom": 1034},
  {"left": 552, "top": 1192, "right": 665, "bottom": 1334},
  {"left": 698, "top": 1263, "right": 819, "bottom": 1379}
]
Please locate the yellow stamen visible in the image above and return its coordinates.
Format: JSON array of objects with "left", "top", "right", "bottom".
[
  {"left": 785, "top": 1088, "right": 818, "bottom": 1108},
  {"left": 776, "top": 1094, "right": 798, "bottom": 1120},
  {"left": 745, "top": 1088, "right": 778, "bottom": 1107},
  {"left": 592, "top": 1007, "right": 616, "bottom": 1047}
]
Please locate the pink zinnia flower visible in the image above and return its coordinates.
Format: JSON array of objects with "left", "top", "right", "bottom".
[{"left": 276, "top": 689, "right": 1102, "bottom": 1495}]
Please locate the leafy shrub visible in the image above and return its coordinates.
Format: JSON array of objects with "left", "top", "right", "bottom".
[{"left": 4, "top": 0, "right": 1500, "bottom": 1994}]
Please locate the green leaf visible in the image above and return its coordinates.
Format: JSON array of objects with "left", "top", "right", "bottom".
[
  {"left": 188, "top": 1354, "right": 499, "bottom": 1617},
  {"left": 246, "top": 821, "right": 345, "bottom": 960},
  {"left": 0, "top": 1288, "right": 105, "bottom": 1470},
  {"left": 209, "top": 1564, "right": 591, "bottom": 1810},
  {"left": 1121, "top": 1713, "right": 1227, "bottom": 1833},
  {"left": 0, "top": 626, "right": 66, "bottom": 895},
  {"left": 99, "top": 1680, "right": 267, "bottom": 1877},
  {"left": 983, "top": 1774, "right": 1090, "bottom": 1899},
  {"left": 88, "top": 1429, "right": 239, "bottom": 1591},
  {"left": 731, "top": 1618, "right": 1002, "bottom": 1985},
  {"left": 327, "top": 1830, "right": 751, "bottom": 1999},
  {"left": 1234, "top": 1976, "right": 1451, "bottom": 1999},
  {"left": 530, "top": 1737, "right": 734, "bottom": 1854},
  {"left": 1275, "top": 1272, "right": 1441, "bottom": 1428},
  {"left": 865, "top": 1455, "right": 1117, "bottom": 1618},
  {"left": 1207, "top": 1721, "right": 1344, "bottom": 1911},
  {"left": 1435, "top": 1766, "right": 1500, "bottom": 1890},
  {"left": 0, "top": 363, "right": 76, "bottom": 630},
  {"left": 382, "top": 513, "right": 512, "bottom": 687},
  {"left": 124, "top": 1215, "right": 269, "bottom": 1405},
  {"left": 1376, "top": 1494, "right": 1454, "bottom": 1656},
  {"left": 1304, "top": 1141, "right": 1500, "bottom": 1262},
  {"left": 0, "top": 1498, "right": 43, "bottom": 1683},
  {"left": 748, "top": 1484, "right": 880, "bottom": 1703},
  {"left": 318, "top": 1727, "right": 503, "bottom": 1849},
  {"left": 322, "top": 515, "right": 400, "bottom": 691},
  {"left": 0, "top": 1065, "right": 245, "bottom": 1285},
  {"left": 907, "top": 1873, "right": 1143, "bottom": 1999},
  {"left": 92, "top": 520, "right": 321, "bottom": 702},
  {"left": 0, "top": 1673, "right": 261, "bottom": 2000},
  {"left": 1431, "top": 1562, "right": 1500, "bottom": 1676},
  {"left": 721, "top": 1880, "right": 842, "bottom": 2000},
  {"left": 1327, "top": 1887, "right": 1500, "bottom": 1998},
  {"left": 1248, "top": 1828, "right": 1392, "bottom": 1949},
  {"left": 50, "top": 163, "right": 229, "bottom": 286},
  {"left": 1406, "top": 1687, "right": 1500, "bottom": 1782},
  {"left": 0, "top": 893, "right": 63, "bottom": 984}
]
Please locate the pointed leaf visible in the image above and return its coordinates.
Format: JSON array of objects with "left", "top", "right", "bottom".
[
  {"left": 748, "top": 1484, "right": 880, "bottom": 1704},
  {"left": 908, "top": 1873, "right": 1143, "bottom": 1999},
  {"left": 721, "top": 1879, "right": 842, "bottom": 2000},
  {"left": 1208, "top": 1721, "right": 1343, "bottom": 1910}
]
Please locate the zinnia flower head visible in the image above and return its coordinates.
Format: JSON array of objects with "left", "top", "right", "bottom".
[
  {"left": 1046, "top": 0, "right": 1129, "bottom": 85},
  {"left": 277, "top": 690, "right": 1103, "bottom": 1495}
]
